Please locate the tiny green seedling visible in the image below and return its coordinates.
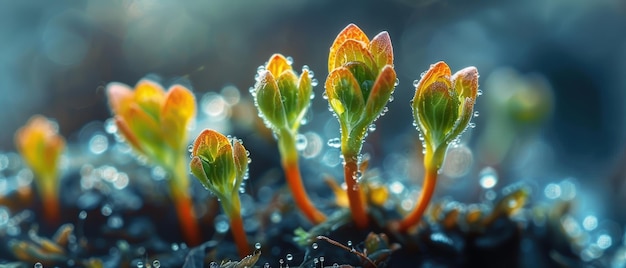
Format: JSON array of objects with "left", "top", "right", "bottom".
[
  {"left": 14, "top": 115, "right": 66, "bottom": 224},
  {"left": 325, "top": 24, "right": 397, "bottom": 229},
  {"left": 190, "top": 129, "right": 251, "bottom": 258},
  {"left": 252, "top": 53, "right": 326, "bottom": 224},
  {"left": 396, "top": 61, "right": 479, "bottom": 232},
  {"left": 106, "top": 80, "right": 201, "bottom": 245}
]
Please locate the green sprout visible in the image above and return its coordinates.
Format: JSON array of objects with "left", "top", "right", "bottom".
[
  {"left": 14, "top": 115, "right": 66, "bottom": 224},
  {"left": 106, "top": 80, "right": 202, "bottom": 245},
  {"left": 396, "top": 61, "right": 479, "bottom": 232},
  {"left": 190, "top": 129, "right": 251, "bottom": 258},
  {"left": 252, "top": 53, "right": 326, "bottom": 224},
  {"left": 325, "top": 23, "right": 397, "bottom": 229}
]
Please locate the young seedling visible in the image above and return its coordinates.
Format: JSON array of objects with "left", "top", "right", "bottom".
[
  {"left": 14, "top": 115, "right": 66, "bottom": 224},
  {"left": 251, "top": 53, "right": 326, "bottom": 224},
  {"left": 325, "top": 24, "right": 396, "bottom": 228},
  {"left": 189, "top": 129, "right": 250, "bottom": 258},
  {"left": 396, "top": 61, "right": 479, "bottom": 232},
  {"left": 106, "top": 79, "right": 201, "bottom": 245}
]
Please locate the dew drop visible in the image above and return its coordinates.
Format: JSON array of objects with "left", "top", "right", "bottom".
[
  {"left": 312, "top": 242, "right": 318, "bottom": 249},
  {"left": 34, "top": 263, "right": 43, "bottom": 268},
  {"left": 473, "top": 111, "right": 480, "bottom": 117},
  {"left": 327, "top": 138, "right": 341, "bottom": 148},
  {"left": 286, "top": 56, "right": 294, "bottom": 65},
  {"left": 394, "top": 78, "right": 399, "bottom": 86},
  {"left": 257, "top": 65, "right": 265, "bottom": 73},
  {"left": 79, "top": 210, "right": 87, "bottom": 220},
  {"left": 347, "top": 240, "right": 352, "bottom": 247},
  {"left": 152, "top": 260, "right": 161, "bottom": 268},
  {"left": 187, "top": 144, "right": 194, "bottom": 152},
  {"left": 104, "top": 118, "right": 117, "bottom": 134},
  {"left": 255, "top": 242, "right": 262, "bottom": 249},
  {"left": 295, "top": 134, "right": 307, "bottom": 151},
  {"left": 286, "top": 254, "right": 293, "bottom": 261},
  {"left": 302, "top": 65, "right": 310, "bottom": 72},
  {"left": 107, "top": 215, "right": 124, "bottom": 229},
  {"left": 333, "top": 264, "right": 339, "bottom": 268},
  {"left": 311, "top": 78, "right": 319, "bottom": 87},
  {"left": 368, "top": 124, "right": 377, "bottom": 132},
  {"left": 468, "top": 122, "right": 476, "bottom": 128},
  {"left": 388, "top": 95, "right": 394, "bottom": 102},
  {"left": 413, "top": 80, "right": 420, "bottom": 87},
  {"left": 214, "top": 214, "right": 230, "bottom": 233},
  {"left": 171, "top": 243, "right": 180, "bottom": 251},
  {"left": 264, "top": 263, "right": 270, "bottom": 268},
  {"left": 209, "top": 261, "right": 219, "bottom": 268},
  {"left": 479, "top": 167, "right": 498, "bottom": 189},
  {"left": 101, "top": 204, "right": 112, "bottom": 216},
  {"left": 136, "top": 261, "right": 144, "bottom": 268},
  {"left": 322, "top": 91, "right": 328, "bottom": 99},
  {"left": 309, "top": 70, "right": 315, "bottom": 77},
  {"left": 477, "top": 89, "right": 483, "bottom": 96}
]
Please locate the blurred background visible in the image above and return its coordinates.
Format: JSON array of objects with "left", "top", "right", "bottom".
[{"left": 1, "top": 0, "right": 626, "bottom": 220}]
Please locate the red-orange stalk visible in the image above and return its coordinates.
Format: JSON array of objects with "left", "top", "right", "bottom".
[
  {"left": 283, "top": 160, "right": 327, "bottom": 223},
  {"left": 344, "top": 156, "right": 369, "bottom": 229},
  {"left": 40, "top": 176, "right": 60, "bottom": 225},
  {"left": 229, "top": 209, "right": 250, "bottom": 258},
  {"left": 278, "top": 131, "right": 326, "bottom": 224},
  {"left": 170, "top": 159, "right": 202, "bottom": 246},
  {"left": 397, "top": 160, "right": 438, "bottom": 232}
]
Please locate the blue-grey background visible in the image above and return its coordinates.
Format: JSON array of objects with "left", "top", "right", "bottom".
[{"left": 1, "top": 1, "right": 625, "bottom": 218}]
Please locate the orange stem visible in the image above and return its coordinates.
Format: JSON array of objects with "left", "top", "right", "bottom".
[
  {"left": 229, "top": 210, "right": 250, "bottom": 258},
  {"left": 344, "top": 157, "right": 369, "bottom": 229},
  {"left": 38, "top": 175, "right": 59, "bottom": 225},
  {"left": 398, "top": 165, "right": 438, "bottom": 232},
  {"left": 42, "top": 189, "right": 60, "bottom": 225},
  {"left": 173, "top": 195, "right": 202, "bottom": 246},
  {"left": 170, "top": 159, "right": 202, "bottom": 246},
  {"left": 283, "top": 160, "right": 327, "bottom": 224}
]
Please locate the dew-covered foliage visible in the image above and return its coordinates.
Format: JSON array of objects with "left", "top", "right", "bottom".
[{"left": 0, "top": 18, "right": 624, "bottom": 268}]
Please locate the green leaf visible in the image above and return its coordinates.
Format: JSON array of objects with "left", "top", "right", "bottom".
[
  {"left": 343, "top": 61, "right": 376, "bottom": 101},
  {"left": 325, "top": 67, "right": 365, "bottom": 130},
  {"left": 276, "top": 70, "right": 300, "bottom": 128},
  {"left": 417, "top": 82, "right": 459, "bottom": 149},
  {"left": 255, "top": 71, "right": 287, "bottom": 130},
  {"left": 368, "top": 31, "right": 393, "bottom": 73},
  {"left": 333, "top": 39, "right": 377, "bottom": 74},
  {"left": 363, "top": 65, "right": 396, "bottom": 124}
]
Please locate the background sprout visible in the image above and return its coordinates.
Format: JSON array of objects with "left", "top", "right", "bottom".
[
  {"left": 397, "top": 61, "right": 478, "bottom": 232},
  {"left": 252, "top": 54, "right": 326, "bottom": 224},
  {"left": 325, "top": 23, "right": 396, "bottom": 229},
  {"left": 14, "top": 115, "right": 66, "bottom": 224},
  {"left": 190, "top": 129, "right": 250, "bottom": 258},
  {"left": 106, "top": 79, "right": 201, "bottom": 245}
]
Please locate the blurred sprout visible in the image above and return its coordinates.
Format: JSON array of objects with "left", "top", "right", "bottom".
[
  {"left": 190, "top": 129, "right": 251, "bottom": 257},
  {"left": 106, "top": 79, "right": 202, "bottom": 245},
  {"left": 14, "top": 115, "right": 66, "bottom": 224},
  {"left": 325, "top": 23, "right": 396, "bottom": 229},
  {"left": 478, "top": 67, "right": 553, "bottom": 165},
  {"left": 252, "top": 54, "right": 326, "bottom": 224},
  {"left": 411, "top": 61, "right": 478, "bottom": 170},
  {"left": 106, "top": 79, "right": 196, "bottom": 168}
]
